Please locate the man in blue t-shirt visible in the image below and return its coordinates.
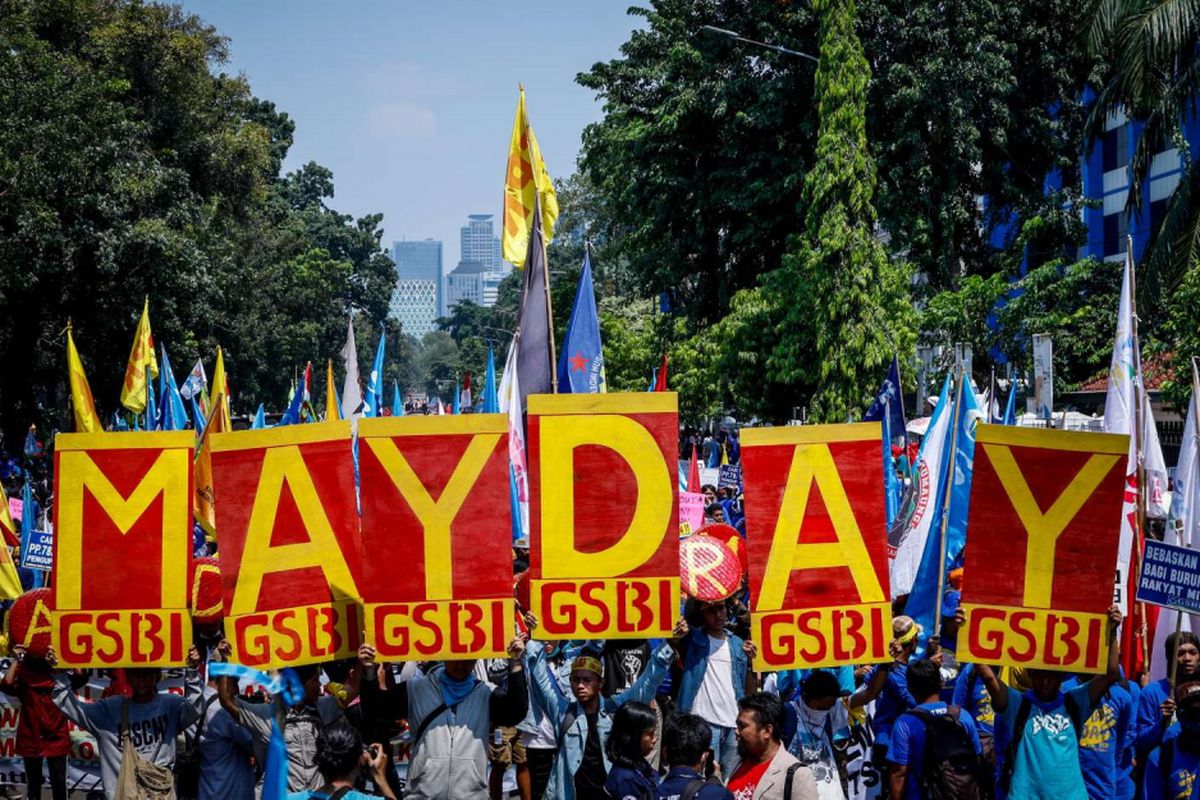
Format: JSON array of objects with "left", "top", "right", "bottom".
[
  {"left": 887, "top": 657, "right": 981, "bottom": 800},
  {"left": 1062, "top": 673, "right": 1136, "bottom": 799},
  {"left": 1137, "top": 631, "right": 1200, "bottom": 760},
  {"left": 967, "top": 604, "right": 1124, "bottom": 800},
  {"left": 953, "top": 663, "right": 997, "bottom": 792},
  {"left": 869, "top": 615, "right": 921, "bottom": 797},
  {"left": 1142, "top": 679, "right": 1200, "bottom": 800}
]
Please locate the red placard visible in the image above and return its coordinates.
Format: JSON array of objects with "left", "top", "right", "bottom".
[
  {"left": 526, "top": 393, "right": 680, "bottom": 639},
  {"left": 212, "top": 423, "right": 362, "bottom": 669},
  {"left": 960, "top": 425, "right": 1127, "bottom": 673},
  {"left": 358, "top": 414, "right": 514, "bottom": 661},
  {"left": 51, "top": 432, "right": 195, "bottom": 667},
  {"left": 742, "top": 424, "right": 890, "bottom": 670}
]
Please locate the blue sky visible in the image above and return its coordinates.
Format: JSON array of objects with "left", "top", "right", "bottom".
[{"left": 181, "top": 1, "right": 643, "bottom": 267}]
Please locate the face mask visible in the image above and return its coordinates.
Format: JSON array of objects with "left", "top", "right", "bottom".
[{"left": 800, "top": 700, "right": 831, "bottom": 728}]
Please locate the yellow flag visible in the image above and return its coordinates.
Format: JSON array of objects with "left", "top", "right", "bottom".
[
  {"left": 0, "top": 545, "right": 21, "bottom": 601},
  {"left": 0, "top": 482, "right": 14, "bottom": 547},
  {"left": 193, "top": 391, "right": 226, "bottom": 540},
  {"left": 67, "top": 326, "right": 101, "bottom": 433},
  {"left": 502, "top": 86, "right": 558, "bottom": 268},
  {"left": 325, "top": 359, "right": 340, "bottom": 421},
  {"left": 120, "top": 298, "right": 159, "bottom": 413},
  {"left": 210, "top": 346, "right": 231, "bottom": 430}
]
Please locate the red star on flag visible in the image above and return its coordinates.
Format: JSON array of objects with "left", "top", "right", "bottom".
[{"left": 570, "top": 351, "right": 589, "bottom": 373}]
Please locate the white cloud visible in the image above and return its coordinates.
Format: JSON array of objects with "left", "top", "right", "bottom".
[{"left": 364, "top": 102, "right": 437, "bottom": 140}]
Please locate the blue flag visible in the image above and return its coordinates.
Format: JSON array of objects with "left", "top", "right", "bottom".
[
  {"left": 883, "top": 400, "right": 901, "bottom": 527},
  {"left": 156, "top": 346, "right": 188, "bottom": 431},
  {"left": 363, "top": 328, "right": 386, "bottom": 418},
  {"left": 557, "top": 252, "right": 606, "bottom": 393},
  {"left": 483, "top": 345, "right": 499, "bottom": 414},
  {"left": 251, "top": 404, "right": 267, "bottom": 429},
  {"left": 18, "top": 481, "right": 42, "bottom": 589},
  {"left": 145, "top": 374, "right": 157, "bottom": 431},
  {"left": 190, "top": 395, "right": 206, "bottom": 436},
  {"left": 452, "top": 375, "right": 461, "bottom": 415},
  {"left": 392, "top": 382, "right": 404, "bottom": 417},
  {"left": 647, "top": 367, "right": 658, "bottom": 393},
  {"left": 1002, "top": 380, "right": 1018, "bottom": 425},
  {"left": 278, "top": 382, "right": 304, "bottom": 426},
  {"left": 864, "top": 354, "right": 906, "bottom": 433}
]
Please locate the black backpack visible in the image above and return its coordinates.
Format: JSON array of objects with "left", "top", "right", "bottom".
[{"left": 908, "top": 706, "right": 982, "bottom": 800}]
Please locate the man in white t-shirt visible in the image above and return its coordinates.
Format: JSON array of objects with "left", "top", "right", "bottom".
[{"left": 675, "top": 600, "right": 757, "bottom": 778}]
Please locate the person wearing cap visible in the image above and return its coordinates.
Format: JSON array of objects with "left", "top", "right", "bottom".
[
  {"left": 1137, "top": 630, "right": 1200, "bottom": 760},
  {"left": 865, "top": 615, "right": 921, "bottom": 797},
  {"left": 965, "top": 604, "right": 1124, "bottom": 800},
  {"left": 676, "top": 599, "right": 757, "bottom": 780},
  {"left": 527, "top": 617, "right": 687, "bottom": 800},
  {"left": 1142, "top": 679, "right": 1200, "bottom": 799}
]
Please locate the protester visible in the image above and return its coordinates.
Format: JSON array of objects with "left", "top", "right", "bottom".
[
  {"left": 1061, "top": 670, "right": 1136, "bottom": 800},
  {"left": 952, "top": 663, "right": 998, "bottom": 797},
  {"left": 1137, "top": 630, "right": 1200, "bottom": 759},
  {"left": 966, "top": 604, "right": 1123, "bottom": 800},
  {"left": 195, "top": 661, "right": 255, "bottom": 800},
  {"left": 48, "top": 644, "right": 205, "bottom": 799},
  {"left": 705, "top": 504, "right": 727, "bottom": 525},
  {"left": 657, "top": 712, "right": 733, "bottom": 800},
  {"left": 866, "top": 615, "right": 921, "bottom": 795},
  {"left": 359, "top": 637, "right": 528, "bottom": 800},
  {"left": 726, "top": 692, "right": 817, "bottom": 800},
  {"left": 604, "top": 701, "right": 660, "bottom": 799},
  {"left": 518, "top": 640, "right": 569, "bottom": 800},
  {"left": 285, "top": 723, "right": 397, "bottom": 800},
  {"left": 886, "top": 657, "right": 982, "bottom": 800},
  {"left": 1141, "top": 679, "right": 1200, "bottom": 800},
  {"left": 675, "top": 601, "right": 756, "bottom": 779},
  {"left": 0, "top": 644, "right": 78, "bottom": 800},
  {"left": 527, "top": 619, "right": 684, "bottom": 800}
]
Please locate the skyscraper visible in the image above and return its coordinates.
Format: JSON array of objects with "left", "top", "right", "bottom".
[
  {"left": 390, "top": 239, "right": 443, "bottom": 338},
  {"left": 460, "top": 214, "right": 507, "bottom": 307},
  {"left": 446, "top": 260, "right": 487, "bottom": 309}
]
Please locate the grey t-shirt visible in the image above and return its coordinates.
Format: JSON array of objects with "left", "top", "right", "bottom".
[
  {"left": 52, "top": 671, "right": 203, "bottom": 799},
  {"left": 237, "top": 694, "right": 346, "bottom": 791},
  {"left": 197, "top": 686, "right": 255, "bottom": 800}
]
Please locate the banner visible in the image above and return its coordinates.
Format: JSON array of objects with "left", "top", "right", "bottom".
[
  {"left": 718, "top": 464, "right": 742, "bottom": 490},
  {"left": 51, "top": 432, "right": 193, "bottom": 667},
  {"left": 19, "top": 530, "right": 53, "bottom": 571},
  {"left": 1137, "top": 540, "right": 1200, "bottom": 614},
  {"left": 742, "top": 424, "right": 891, "bottom": 670},
  {"left": 960, "top": 425, "right": 1127, "bottom": 672},
  {"left": 358, "top": 415, "right": 514, "bottom": 660},
  {"left": 1032, "top": 333, "right": 1053, "bottom": 420},
  {"left": 212, "top": 423, "right": 363, "bottom": 668},
  {"left": 679, "top": 491, "right": 706, "bottom": 535},
  {"left": 526, "top": 393, "right": 680, "bottom": 639}
]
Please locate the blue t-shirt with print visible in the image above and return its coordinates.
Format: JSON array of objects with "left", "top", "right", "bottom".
[
  {"left": 952, "top": 664, "right": 996, "bottom": 738},
  {"left": 867, "top": 662, "right": 916, "bottom": 748},
  {"left": 1142, "top": 726, "right": 1200, "bottom": 800},
  {"left": 886, "top": 701, "right": 982, "bottom": 800},
  {"left": 995, "top": 684, "right": 1093, "bottom": 800},
  {"left": 1062, "top": 677, "right": 1136, "bottom": 800}
]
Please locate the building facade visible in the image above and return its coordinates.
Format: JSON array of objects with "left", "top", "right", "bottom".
[
  {"left": 390, "top": 239, "right": 443, "bottom": 338},
  {"left": 459, "top": 213, "right": 508, "bottom": 307},
  {"left": 446, "top": 260, "right": 487, "bottom": 309}
]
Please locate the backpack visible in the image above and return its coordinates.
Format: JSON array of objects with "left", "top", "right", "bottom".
[
  {"left": 680, "top": 776, "right": 723, "bottom": 800},
  {"left": 908, "top": 706, "right": 982, "bottom": 800},
  {"left": 999, "top": 692, "right": 1083, "bottom": 794}
]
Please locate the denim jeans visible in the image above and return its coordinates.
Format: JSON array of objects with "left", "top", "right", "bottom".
[{"left": 709, "top": 724, "right": 739, "bottom": 779}]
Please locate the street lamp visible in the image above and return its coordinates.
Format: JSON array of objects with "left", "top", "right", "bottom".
[{"left": 699, "top": 25, "right": 819, "bottom": 64}]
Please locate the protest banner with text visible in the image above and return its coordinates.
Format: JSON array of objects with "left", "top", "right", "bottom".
[
  {"left": 358, "top": 415, "right": 514, "bottom": 660},
  {"left": 212, "top": 423, "right": 362, "bottom": 669},
  {"left": 527, "top": 393, "right": 680, "bottom": 639},
  {"left": 52, "top": 432, "right": 194, "bottom": 667},
  {"left": 1136, "top": 540, "right": 1200, "bottom": 615},
  {"left": 742, "top": 424, "right": 890, "bottom": 671},
  {"left": 960, "top": 425, "right": 1127, "bottom": 673}
]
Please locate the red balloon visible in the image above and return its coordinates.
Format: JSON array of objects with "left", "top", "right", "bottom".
[
  {"left": 679, "top": 533, "right": 743, "bottom": 601},
  {"left": 6, "top": 588, "right": 53, "bottom": 657},
  {"left": 190, "top": 556, "right": 224, "bottom": 624}
]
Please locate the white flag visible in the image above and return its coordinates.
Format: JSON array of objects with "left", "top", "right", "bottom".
[
  {"left": 340, "top": 316, "right": 363, "bottom": 419},
  {"left": 890, "top": 375, "right": 953, "bottom": 598},
  {"left": 179, "top": 359, "right": 207, "bottom": 401},
  {"left": 499, "top": 338, "right": 530, "bottom": 539},
  {"left": 1103, "top": 251, "right": 1139, "bottom": 610}
]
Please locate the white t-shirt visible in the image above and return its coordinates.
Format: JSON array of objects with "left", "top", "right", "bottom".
[{"left": 690, "top": 635, "right": 739, "bottom": 728}]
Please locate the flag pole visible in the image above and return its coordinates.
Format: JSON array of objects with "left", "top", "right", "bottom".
[
  {"left": 536, "top": 195, "right": 558, "bottom": 394},
  {"left": 1128, "top": 234, "right": 1150, "bottom": 671},
  {"left": 933, "top": 369, "right": 965, "bottom": 639}
]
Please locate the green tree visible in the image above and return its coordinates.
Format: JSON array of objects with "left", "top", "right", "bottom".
[{"left": 766, "top": 0, "right": 914, "bottom": 422}]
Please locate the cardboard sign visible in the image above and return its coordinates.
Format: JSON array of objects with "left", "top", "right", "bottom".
[
  {"left": 19, "top": 530, "right": 53, "bottom": 571},
  {"left": 211, "top": 423, "right": 363, "bottom": 669},
  {"left": 742, "top": 424, "right": 890, "bottom": 671},
  {"left": 960, "top": 425, "right": 1127, "bottom": 673},
  {"left": 358, "top": 415, "right": 514, "bottom": 661},
  {"left": 527, "top": 393, "right": 680, "bottom": 639},
  {"left": 679, "top": 491, "right": 706, "bottom": 535},
  {"left": 1136, "top": 540, "right": 1200, "bottom": 615},
  {"left": 718, "top": 464, "right": 742, "bottom": 490},
  {"left": 51, "top": 432, "right": 194, "bottom": 667}
]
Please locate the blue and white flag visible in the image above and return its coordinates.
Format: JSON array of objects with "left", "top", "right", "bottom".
[
  {"left": 557, "top": 252, "right": 606, "bottom": 393},
  {"left": 864, "top": 354, "right": 906, "bottom": 434},
  {"left": 251, "top": 404, "right": 267, "bottom": 430},
  {"left": 363, "top": 327, "right": 386, "bottom": 418}
]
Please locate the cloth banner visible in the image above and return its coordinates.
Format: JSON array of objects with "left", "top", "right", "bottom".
[
  {"left": 358, "top": 415, "right": 514, "bottom": 660},
  {"left": 51, "top": 432, "right": 194, "bottom": 667},
  {"left": 212, "top": 423, "right": 363, "bottom": 668},
  {"left": 526, "top": 393, "right": 680, "bottom": 639},
  {"left": 959, "top": 425, "right": 1127, "bottom": 672},
  {"left": 742, "top": 424, "right": 891, "bottom": 670}
]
